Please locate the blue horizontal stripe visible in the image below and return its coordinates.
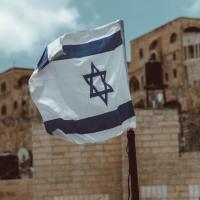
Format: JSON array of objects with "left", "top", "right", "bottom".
[
  {"left": 44, "top": 100, "right": 135, "bottom": 135},
  {"left": 54, "top": 31, "right": 122, "bottom": 60},
  {"left": 37, "top": 31, "right": 122, "bottom": 70},
  {"left": 37, "top": 48, "right": 49, "bottom": 71}
]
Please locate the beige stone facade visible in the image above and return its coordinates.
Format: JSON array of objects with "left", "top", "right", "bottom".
[
  {"left": 0, "top": 68, "right": 35, "bottom": 199},
  {"left": 129, "top": 17, "right": 200, "bottom": 111},
  {"left": 0, "top": 67, "right": 39, "bottom": 152},
  {"left": 0, "top": 17, "right": 200, "bottom": 200},
  {"left": 32, "top": 121, "right": 123, "bottom": 200}
]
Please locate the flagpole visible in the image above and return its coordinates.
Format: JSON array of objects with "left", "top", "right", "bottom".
[
  {"left": 119, "top": 20, "right": 140, "bottom": 199},
  {"left": 127, "top": 129, "right": 140, "bottom": 200}
]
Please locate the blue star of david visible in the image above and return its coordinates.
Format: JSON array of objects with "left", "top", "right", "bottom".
[{"left": 83, "top": 62, "right": 114, "bottom": 105}]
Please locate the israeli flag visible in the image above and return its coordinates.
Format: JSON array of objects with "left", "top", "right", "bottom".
[{"left": 29, "top": 20, "right": 136, "bottom": 144}]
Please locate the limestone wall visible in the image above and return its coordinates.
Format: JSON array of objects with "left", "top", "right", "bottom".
[
  {"left": 0, "top": 179, "right": 32, "bottom": 200},
  {"left": 0, "top": 119, "right": 32, "bottom": 152},
  {"left": 32, "top": 109, "right": 200, "bottom": 200},
  {"left": 122, "top": 109, "right": 200, "bottom": 200}
]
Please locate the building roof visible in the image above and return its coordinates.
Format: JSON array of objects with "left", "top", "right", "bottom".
[
  {"left": 131, "top": 17, "right": 200, "bottom": 42},
  {"left": 0, "top": 67, "right": 34, "bottom": 75}
]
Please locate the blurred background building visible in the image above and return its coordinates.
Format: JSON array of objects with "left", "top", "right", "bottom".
[
  {"left": 0, "top": 17, "right": 199, "bottom": 200},
  {"left": 129, "top": 17, "right": 200, "bottom": 152}
]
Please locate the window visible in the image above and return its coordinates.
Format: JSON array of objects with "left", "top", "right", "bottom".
[
  {"left": 184, "top": 26, "right": 200, "bottom": 33},
  {"left": 1, "top": 82, "right": 6, "bottom": 92},
  {"left": 150, "top": 53, "right": 157, "bottom": 61},
  {"left": 13, "top": 101, "right": 18, "bottom": 110},
  {"left": 184, "top": 47, "right": 187, "bottom": 60},
  {"left": 170, "top": 33, "right": 177, "bottom": 43},
  {"left": 139, "top": 48, "right": 143, "bottom": 59},
  {"left": 0, "top": 154, "right": 19, "bottom": 180},
  {"left": 149, "top": 39, "right": 158, "bottom": 50},
  {"left": 22, "top": 100, "right": 26, "bottom": 106},
  {"left": 173, "top": 52, "right": 176, "bottom": 60},
  {"left": 165, "top": 73, "right": 169, "bottom": 82},
  {"left": 18, "top": 76, "right": 29, "bottom": 88},
  {"left": 129, "top": 76, "right": 140, "bottom": 92},
  {"left": 173, "top": 69, "right": 177, "bottom": 78},
  {"left": 188, "top": 45, "right": 195, "bottom": 59},
  {"left": 1, "top": 105, "right": 7, "bottom": 115}
]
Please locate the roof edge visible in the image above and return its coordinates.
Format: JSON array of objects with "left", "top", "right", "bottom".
[
  {"left": 0, "top": 67, "right": 34, "bottom": 75},
  {"left": 131, "top": 16, "right": 200, "bottom": 42}
]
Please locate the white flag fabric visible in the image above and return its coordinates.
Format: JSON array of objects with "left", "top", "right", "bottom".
[{"left": 29, "top": 20, "right": 136, "bottom": 144}]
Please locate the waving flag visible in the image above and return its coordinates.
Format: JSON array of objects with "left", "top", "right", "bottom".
[{"left": 29, "top": 20, "right": 136, "bottom": 144}]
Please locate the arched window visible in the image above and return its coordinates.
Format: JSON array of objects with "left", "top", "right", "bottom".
[
  {"left": 165, "top": 73, "right": 169, "bottom": 82},
  {"left": 149, "top": 39, "right": 158, "bottom": 50},
  {"left": 173, "top": 52, "right": 176, "bottom": 60},
  {"left": 13, "top": 101, "right": 18, "bottom": 110},
  {"left": 129, "top": 76, "right": 140, "bottom": 93},
  {"left": 173, "top": 69, "right": 177, "bottom": 78},
  {"left": 184, "top": 26, "right": 200, "bottom": 33},
  {"left": 139, "top": 48, "right": 144, "bottom": 59},
  {"left": 170, "top": 33, "right": 177, "bottom": 44},
  {"left": 1, "top": 105, "right": 7, "bottom": 115},
  {"left": 188, "top": 45, "right": 195, "bottom": 59},
  {"left": 18, "top": 76, "right": 30, "bottom": 88},
  {"left": 1, "top": 82, "right": 6, "bottom": 92},
  {"left": 22, "top": 100, "right": 26, "bottom": 106},
  {"left": 150, "top": 53, "right": 157, "bottom": 61}
]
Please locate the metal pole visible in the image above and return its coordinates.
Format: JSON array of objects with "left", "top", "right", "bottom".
[{"left": 127, "top": 129, "right": 140, "bottom": 200}]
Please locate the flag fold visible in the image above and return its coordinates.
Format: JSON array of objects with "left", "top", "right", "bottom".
[{"left": 29, "top": 20, "right": 136, "bottom": 144}]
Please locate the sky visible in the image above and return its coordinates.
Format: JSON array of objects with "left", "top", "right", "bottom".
[{"left": 0, "top": 0, "right": 200, "bottom": 72}]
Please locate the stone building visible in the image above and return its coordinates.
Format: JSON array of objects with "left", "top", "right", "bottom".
[
  {"left": 0, "top": 67, "right": 36, "bottom": 153},
  {"left": 0, "top": 67, "right": 36, "bottom": 121},
  {"left": 128, "top": 17, "right": 200, "bottom": 152},
  {"left": 129, "top": 17, "right": 200, "bottom": 111},
  {"left": 0, "top": 17, "right": 200, "bottom": 200},
  {"left": 0, "top": 68, "right": 35, "bottom": 200}
]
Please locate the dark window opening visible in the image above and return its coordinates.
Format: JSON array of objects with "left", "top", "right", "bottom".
[
  {"left": 179, "top": 111, "right": 200, "bottom": 153},
  {"left": 150, "top": 53, "right": 157, "bottom": 61},
  {"left": 165, "top": 73, "right": 169, "bottom": 82},
  {"left": 0, "top": 154, "right": 19, "bottom": 180},
  {"left": 184, "top": 47, "right": 187, "bottom": 60},
  {"left": 13, "top": 101, "right": 18, "bottom": 110},
  {"left": 188, "top": 45, "right": 195, "bottom": 59},
  {"left": 18, "top": 76, "right": 30, "bottom": 88},
  {"left": 1, "top": 82, "right": 6, "bottom": 92},
  {"left": 139, "top": 48, "right": 143, "bottom": 59},
  {"left": 1, "top": 105, "right": 7, "bottom": 115},
  {"left": 184, "top": 26, "right": 200, "bottom": 33},
  {"left": 149, "top": 39, "right": 158, "bottom": 50},
  {"left": 173, "top": 69, "right": 177, "bottom": 78},
  {"left": 173, "top": 52, "right": 176, "bottom": 60},
  {"left": 22, "top": 100, "right": 26, "bottom": 106},
  {"left": 170, "top": 33, "right": 177, "bottom": 43},
  {"left": 129, "top": 76, "right": 140, "bottom": 92}
]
